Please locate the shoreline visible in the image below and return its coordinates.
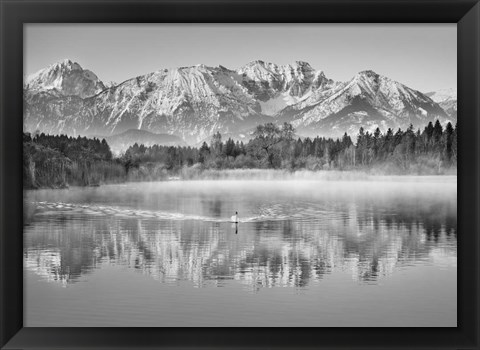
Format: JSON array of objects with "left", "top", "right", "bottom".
[{"left": 24, "top": 169, "right": 458, "bottom": 190}]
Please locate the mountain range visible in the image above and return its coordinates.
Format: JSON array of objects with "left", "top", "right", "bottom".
[{"left": 24, "top": 59, "right": 457, "bottom": 148}]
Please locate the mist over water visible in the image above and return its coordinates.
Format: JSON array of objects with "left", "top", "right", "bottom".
[{"left": 23, "top": 176, "right": 457, "bottom": 327}]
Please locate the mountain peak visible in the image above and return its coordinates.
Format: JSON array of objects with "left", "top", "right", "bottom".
[
  {"left": 242, "top": 60, "right": 313, "bottom": 70},
  {"left": 352, "top": 70, "right": 392, "bottom": 87},
  {"left": 238, "top": 60, "right": 316, "bottom": 77},
  {"left": 293, "top": 60, "right": 312, "bottom": 67},
  {"left": 47, "top": 59, "right": 83, "bottom": 74},
  {"left": 251, "top": 59, "right": 266, "bottom": 65},
  {"left": 27, "top": 59, "right": 79, "bottom": 83},
  {"left": 26, "top": 59, "right": 105, "bottom": 98},
  {"left": 356, "top": 70, "right": 380, "bottom": 78},
  {"left": 60, "top": 58, "right": 76, "bottom": 66},
  {"left": 240, "top": 60, "right": 268, "bottom": 70}
]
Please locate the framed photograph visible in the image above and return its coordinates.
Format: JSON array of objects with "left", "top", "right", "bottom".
[{"left": 1, "top": 0, "right": 479, "bottom": 349}]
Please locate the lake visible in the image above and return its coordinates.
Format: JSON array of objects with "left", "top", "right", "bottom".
[{"left": 23, "top": 176, "right": 457, "bottom": 327}]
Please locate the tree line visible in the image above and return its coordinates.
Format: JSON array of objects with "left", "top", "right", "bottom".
[
  {"left": 23, "top": 132, "right": 124, "bottom": 188},
  {"left": 124, "top": 120, "right": 457, "bottom": 174},
  {"left": 23, "top": 119, "right": 457, "bottom": 188}
]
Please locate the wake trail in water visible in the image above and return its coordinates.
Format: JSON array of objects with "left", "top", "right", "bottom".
[{"left": 30, "top": 201, "right": 290, "bottom": 223}]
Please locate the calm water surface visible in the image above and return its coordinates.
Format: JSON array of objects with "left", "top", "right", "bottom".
[{"left": 24, "top": 177, "right": 457, "bottom": 326}]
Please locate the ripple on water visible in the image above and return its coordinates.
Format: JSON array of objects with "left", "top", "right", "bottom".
[{"left": 30, "top": 201, "right": 321, "bottom": 223}]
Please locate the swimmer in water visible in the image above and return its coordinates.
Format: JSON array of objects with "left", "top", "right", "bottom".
[{"left": 231, "top": 211, "right": 239, "bottom": 223}]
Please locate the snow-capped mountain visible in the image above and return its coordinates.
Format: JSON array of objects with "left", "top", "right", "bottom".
[
  {"left": 288, "top": 70, "right": 450, "bottom": 137},
  {"left": 25, "top": 59, "right": 106, "bottom": 99},
  {"left": 238, "top": 60, "right": 332, "bottom": 113},
  {"left": 426, "top": 88, "right": 457, "bottom": 119},
  {"left": 24, "top": 59, "right": 454, "bottom": 145}
]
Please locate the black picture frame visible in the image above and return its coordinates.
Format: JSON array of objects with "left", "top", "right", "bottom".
[{"left": 1, "top": 0, "right": 479, "bottom": 349}]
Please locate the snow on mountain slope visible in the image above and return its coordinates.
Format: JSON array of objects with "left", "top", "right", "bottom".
[
  {"left": 426, "top": 88, "right": 456, "bottom": 103},
  {"left": 94, "top": 65, "right": 271, "bottom": 143},
  {"left": 288, "top": 70, "right": 449, "bottom": 136},
  {"left": 24, "top": 62, "right": 270, "bottom": 143},
  {"left": 237, "top": 60, "right": 335, "bottom": 116},
  {"left": 24, "top": 59, "right": 454, "bottom": 144},
  {"left": 426, "top": 88, "right": 457, "bottom": 119},
  {"left": 238, "top": 60, "right": 330, "bottom": 101},
  {"left": 258, "top": 93, "right": 305, "bottom": 116},
  {"left": 26, "top": 59, "right": 106, "bottom": 98}
]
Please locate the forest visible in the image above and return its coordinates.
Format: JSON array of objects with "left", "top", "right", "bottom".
[
  {"left": 23, "top": 133, "right": 124, "bottom": 188},
  {"left": 24, "top": 120, "right": 457, "bottom": 189}
]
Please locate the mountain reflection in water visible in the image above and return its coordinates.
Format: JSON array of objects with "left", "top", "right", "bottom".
[{"left": 24, "top": 179, "right": 457, "bottom": 292}]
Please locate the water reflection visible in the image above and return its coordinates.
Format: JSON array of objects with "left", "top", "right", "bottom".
[{"left": 24, "top": 184, "right": 457, "bottom": 291}]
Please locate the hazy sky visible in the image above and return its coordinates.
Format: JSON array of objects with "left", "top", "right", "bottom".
[{"left": 24, "top": 24, "right": 456, "bottom": 93}]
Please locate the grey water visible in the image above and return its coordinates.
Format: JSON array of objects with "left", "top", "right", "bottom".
[{"left": 23, "top": 177, "right": 457, "bottom": 327}]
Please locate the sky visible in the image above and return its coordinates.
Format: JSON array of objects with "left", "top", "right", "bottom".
[{"left": 24, "top": 24, "right": 456, "bottom": 93}]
